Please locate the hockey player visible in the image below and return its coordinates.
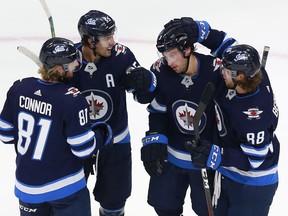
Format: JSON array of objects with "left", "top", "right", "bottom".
[
  {"left": 0, "top": 37, "right": 113, "bottom": 216},
  {"left": 140, "top": 17, "right": 237, "bottom": 216},
  {"left": 67, "top": 10, "right": 157, "bottom": 216},
  {"left": 187, "top": 44, "right": 279, "bottom": 216}
]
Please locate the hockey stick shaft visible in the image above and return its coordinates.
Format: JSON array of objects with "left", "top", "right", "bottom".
[
  {"left": 39, "top": 0, "right": 56, "bottom": 37},
  {"left": 193, "top": 82, "right": 216, "bottom": 143},
  {"left": 192, "top": 82, "right": 216, "bottom": 216},
  {"left": 261, "top": 46, "right": 270, "bottom": 69},
  {"left": 17, "top": 46, "right": 42, "bottom": 68},
  {"left": 201, "top": 168, "right": 214, "bottom": 216},
  {"left": 17, "top": 0, "right": 55, "bottom": 66}
]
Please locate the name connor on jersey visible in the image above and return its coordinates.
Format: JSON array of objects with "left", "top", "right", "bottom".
[{"left": 19, "top": 96, "right": 52, "bottom": 116}]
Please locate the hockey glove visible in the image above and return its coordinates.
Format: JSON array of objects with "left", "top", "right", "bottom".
[
  {"left": 83, "top": 154, "right": 97, "bottom": 178},
  {"left": 185, "top": 139, "right": 221, "bottom": 170},
  {"left": 164, "top": 17, "right": 211, "bottom": 44},
  {"left": 141, "top": 132, "right": 168, "bottom": 177},
  {"left": 91, "top": 122, "right": 114, "bottom": 151},
  {"left": 121, "top": 66, "right": 157, "bottom": 93}
]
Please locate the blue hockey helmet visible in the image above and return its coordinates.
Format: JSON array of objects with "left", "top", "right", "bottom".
[
  {"left": 222, "top": 44, "right": 261, "bottom": 78},
  {"left": 78, "top": 10, "right": 116, "bottom": 43},
  {"left": 39, "top": 37, "right": 82, "bottom": 72}
]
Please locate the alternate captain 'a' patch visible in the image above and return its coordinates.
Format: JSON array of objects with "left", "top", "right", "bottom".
[{"left": 172, "top": 100, "right": 207, "bottom": 135}]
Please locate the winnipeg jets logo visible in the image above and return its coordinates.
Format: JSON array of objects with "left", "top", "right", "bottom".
[
  {"left": 85, "top": 18, "right": 97, "bottom": 26},
  {"left": 178, "top": 104, "right": 195, "bottom": 128},
  {"left": 65, "top": 87, "right": 80, "bottom": 96},
  {"left": 81, "top": 90, "right": 113, "bottom": 122},
  {"left": 87, "top": 92, "right": 105, "bottom": 118},
  {"left": 115, "top": 44, "right": 126, "bottom": 56},
  {"left": 86, "top": 92, "right": 108, "bottom": 120},
  {"left": 243, "top": 108, "right": 263, "bottom": 119},
  {"left": 234, "top": 53, "right": 248, "bottom": 61},
  {"left": 54, "top": 44, "right": 70, "bottom": 54},
  {"left": 172, "top": 100, "right": 207, "bottom": 134}
]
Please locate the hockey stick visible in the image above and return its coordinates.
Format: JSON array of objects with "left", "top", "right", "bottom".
[
  {"left": 192, "top": 82, "right": 216, "bottom": 216},
  {"left": 17, "top": 0, "right": 55, "bottom": 66},
  {"left": 261, "top": 46, "right": 270, "bottom": 69},
  {"left": 39, "top": 0, "right": 56, "bottom": 37},
  {"left": 17, "top": 46, "right": 42, "bottom": 68},
  {"left": 193, "top": 82, "right": 216, "bottom": 143}
]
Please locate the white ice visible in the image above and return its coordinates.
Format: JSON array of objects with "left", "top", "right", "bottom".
[{"left": 0, "top": 0, "right": 287, "bottom": 215}]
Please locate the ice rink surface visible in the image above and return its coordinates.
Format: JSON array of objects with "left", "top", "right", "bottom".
[{"left": 0, "top": 0, "right": 287, "bottom": 215}]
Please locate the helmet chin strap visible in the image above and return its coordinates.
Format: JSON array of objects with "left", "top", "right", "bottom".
[
  {"left": 181, "top": 49, "right": 191, "bottom": 75},
  {"left": 231, "top": 71, "right": 240, "bottom": 89},
  {"left": 88, "top": 43, "right": 97, "bottom": 57},
  {"left": 86, "top": 37, "right": 101, "bottom": 59},
  {"left": 231, "top": 83, "right": 237, "bottom": 89},
  {"left": 92, "top": 48, "right": 98, "bottom": 58}
]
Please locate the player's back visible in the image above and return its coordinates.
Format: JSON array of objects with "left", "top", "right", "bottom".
[
  {"left": 1, "top": 77, "right": 93, "bottom": 203},
  {"left": 214, "top": 69, "right": 279, "bottom": 186}
]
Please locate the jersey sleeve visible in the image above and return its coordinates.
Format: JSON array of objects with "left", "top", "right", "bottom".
[
  {"left": 200, "top": 27, "right": 238, "bottom": 58},
  {"left": 65, "top": 95, "right": 96, "bottom": 160},
  {"left": 0, "top": 81, "right": 20, "bottom": 144}
]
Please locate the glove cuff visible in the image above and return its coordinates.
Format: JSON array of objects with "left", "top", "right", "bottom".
[
  {"left": 148, "top": 70, "right": 157, "bottom": 92},
  {"left": 142, "top": 133, "right": 168, "bottom": 146},
  {"left": 196, "top": 20, "right": 210, "bottom": 43},
  {"left": 207, "top": 144, "right": 221, "bottom": 170}
]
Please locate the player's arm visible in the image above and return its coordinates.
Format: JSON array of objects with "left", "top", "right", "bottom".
[
  {"left": 198, "top": 21, "right": 237, "bottom": 58},
  {"left": 165, "top": 17, "right": 237, "bottom": 58},
  {"left": 141, "top": 131, "right": 168, "bottom": 176},
  {"left": 0, "top": 85, "right": 18, "bottom": 144},
  {"left": 141, "top": 94, "right": 169, "bottom": 176},
  {"left": 66, "top": 96, "right": 113, "bottom": 160},
  {"left": 0, "top": 117, "right": 14, "bottom": 144},
  {"left": 240, "top": 127, "right": 276, "bottom": 169}
]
